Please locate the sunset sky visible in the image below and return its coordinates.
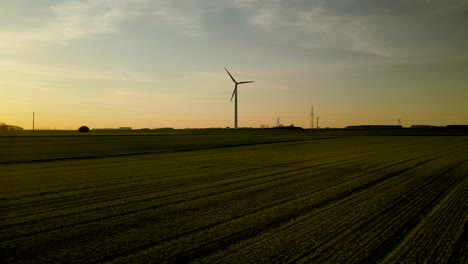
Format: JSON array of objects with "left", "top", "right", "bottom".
[{"left": 1, "top": 0, "right": 467, "bottom": 129}]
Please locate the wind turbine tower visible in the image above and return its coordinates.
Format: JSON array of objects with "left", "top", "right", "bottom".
[{"left": 225, "top": 68, "right": 254, "bottom": 129}]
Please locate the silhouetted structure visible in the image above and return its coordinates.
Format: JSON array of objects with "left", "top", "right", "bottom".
[
  {"left": 346, "top": 125, "right": 402, "bottom": 129},
  {"left": 225, "top": 68, "right": 254, "bottom": 129},
  {"left": 78, "top": 126, "right": 90, "bottom": 132},
  {"left": 446, "top": 125, "right": 468, "bottom": 129},
  {"left": 310, "top": 106, "right": 314, "bottom": 129},
  {"left": 410, "top": 125, "right": 441, "bottom": 129},
  {"left": 0, "top": 123, "right": 23, "bottom": 131},
  {"left": 273, "top": 124, "right": 303, "bottom": 130}
]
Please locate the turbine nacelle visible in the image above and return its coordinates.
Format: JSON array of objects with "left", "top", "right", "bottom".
[
  {"left": 225, "top": 68, "right": 254, "bottom": 85},
  {"left": 225, "top": 68, "right": 254, "bottom": 101}
]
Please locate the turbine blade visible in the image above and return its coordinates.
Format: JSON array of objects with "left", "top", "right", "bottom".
[
  {"left": 230, "top": 87, "right": 237, "bottom": 102},
  {"left": 225, "top": 68, "right": 237, "bottom": 83},
  {"left": 238, "top": 81, "right": 254, "bottom": 84}
]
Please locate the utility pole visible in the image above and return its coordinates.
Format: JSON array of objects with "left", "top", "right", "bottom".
[
  {"left": 276, "top": 117, "right": 280, "bottom": 127},
  {"left": 316, "top": 117, "right": 319, "bottom": 129},
  {"left": 33, "top": 112, "right": 35, "bottom": 132},
  {"left": 310, "top": 105, "right": 314, "bottom": 129}
]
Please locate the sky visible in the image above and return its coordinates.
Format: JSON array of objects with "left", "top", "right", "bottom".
[{"left": 1, "top": 0, "right": 467, "bottom": 129}]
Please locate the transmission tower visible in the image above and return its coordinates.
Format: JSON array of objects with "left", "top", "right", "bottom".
[
  {"left": 397, "top": 118, "right": 402, "bottom": 126},
  {"left": 316, "top": 117, "right": 319, "bottom": 129},
  {"left": 276, "top": 117, "right": 280, "bottom": 127}
]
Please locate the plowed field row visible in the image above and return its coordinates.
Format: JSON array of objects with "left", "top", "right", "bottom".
[{"left": 1, "top": 135, "right": 466, "bottom": 263}]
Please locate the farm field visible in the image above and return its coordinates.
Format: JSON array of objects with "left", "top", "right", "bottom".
[{"left": 1, "top": 132, "right": 467, "bottom": 263}]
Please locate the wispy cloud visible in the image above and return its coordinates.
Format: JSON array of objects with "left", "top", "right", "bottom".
[
  {"left": 0, "top": 3, "right": 119, "bottom": 49},
  {"left": 0, "top": 0, "right": 209, "bottom": 48},
  {"left": 0, "top": 59, "right": 163, "bottom": 84},
  {"left": 0, "top": 0, "right": 146, "bottom": 46},
  {"left": 150, "top": 8, "right": 204, "bottom": 38},
  {"left": 242, "top": 2, "right": 392, "bottom": 57},
  {"left": 231, "top": 0, "right": 261, "bottom": 9},
  {"left": 236, "top": 0, "right": 468, "bottom": 59},
  {"left": 43, "top": 0, "right": 135, "bottom": 44}
]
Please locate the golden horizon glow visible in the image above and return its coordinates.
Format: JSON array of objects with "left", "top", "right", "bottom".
[{"left": 1, "top": 1, "right": 467, "bottom": 129}]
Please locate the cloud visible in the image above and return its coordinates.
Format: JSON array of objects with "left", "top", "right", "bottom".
[
  {"left": 0, "top": 59, "right": 162, "bottom": 84},
  {"left": 232, "top": 0, "right": 260, "bottom": 9},
  {"left": 0, "top": 0, "right": 146, "bottom": 47},
  {"left": 45, "top": 0, "right": 212, "bottom": 40},
  {"left": 248, "top": 7, "right": 278, "bottom": 30},
  {"left": 237, "top": 0, "right": 468, "bottom": 59},
  {"left": 0, "top": 0, "right": 209, "bottom": 48},
  {"left": 43, "top": 0, "right": 130, "bottom": 43},
  {"left": 150, "top": 8, "right": 204, "bottom": 38},
  {"left": 239, "top": 1, "right": 391, "bottom": 57}
]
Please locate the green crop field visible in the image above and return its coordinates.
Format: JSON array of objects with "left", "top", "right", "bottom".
[{"left": 1, "top": 130, "right": 467, "bottom": 263}]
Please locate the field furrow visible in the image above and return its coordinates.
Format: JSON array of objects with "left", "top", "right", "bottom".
[
  {"left": 1, "top": 137, "right": 448, "bottom": 240},
  {"left": 190, "top": 142, "right": 467, "bottom": 263},
  {"left": 382, "top": 161, "right": 468, "bottom": 263},
  {"left": 1, "top": 134, "right": 466, "bottom": 263}
]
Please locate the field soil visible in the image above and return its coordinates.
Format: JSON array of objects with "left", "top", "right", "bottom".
[{"left": 1, "top": 131, "right": 467, "bottom": 263}]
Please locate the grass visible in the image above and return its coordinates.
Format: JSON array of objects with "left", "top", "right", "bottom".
[{"left": 1, "top": 130, "right": 467, "bottom": 263}]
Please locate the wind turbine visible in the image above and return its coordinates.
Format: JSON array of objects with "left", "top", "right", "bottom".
[{"left": 225, "top": 68, "right": 254, "bottom": 129}]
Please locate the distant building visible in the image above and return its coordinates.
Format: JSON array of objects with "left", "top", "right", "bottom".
[
  {"left": 446, "top": 125, "right": 468, "bottom": 129},
  {"left": 346, "top": 125, "right": 402, "bottom": 129},
  {"left": 410, "top": 125, "right": 442, "bottom": 129}
]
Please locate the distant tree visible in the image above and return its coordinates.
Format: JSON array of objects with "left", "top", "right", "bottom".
[
  {"left": 272, "top": 124, "right": 303, "bottom": 130},
  {"left": 78, "top": 126, "right": 90, "bottom": 132},
  {"left": 0, "top": 123, "right": 23, "bottom": 131}
]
